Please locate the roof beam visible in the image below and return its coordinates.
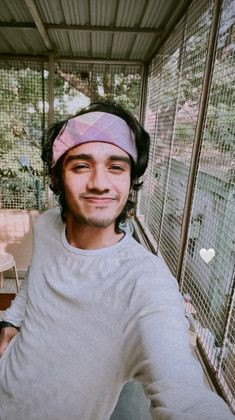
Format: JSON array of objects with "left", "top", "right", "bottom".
[
  {"left": 23, "top": 0, "right": 53, "bottom": 50},
  {"left": 0, "top": 22, "right": 36, "bottom": 28},
  {"left": 56, "top": 57, "right": 143, "bottom": 65},
  {"left": 0, "top": 21, "right": 163, "bottom": 35},
  {"left": 47, "top": 24, "right": 163, "bottom": 35},
  {"left": 0, "top": 53, "right": 144, "bottom": 66}
]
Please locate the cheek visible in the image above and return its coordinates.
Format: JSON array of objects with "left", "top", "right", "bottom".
[
  {"left": 118, "top": 176, "right": 131, "bottom": 199},
  {"left": 63, "top": 174, "right": 84, "bottom": 193}
]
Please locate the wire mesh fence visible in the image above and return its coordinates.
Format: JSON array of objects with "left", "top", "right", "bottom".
[
  {"left": 138, "top": 0, "right": 235, "bottom": 412},
  {"left": 53, "top": 61, "right": 142, "bottom": 120},
  {"left": 0, "top": 61, "right": 47, "bottom": 211}
]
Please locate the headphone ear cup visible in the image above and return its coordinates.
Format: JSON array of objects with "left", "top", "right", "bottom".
[{"left": 50, "top": 173, "right": 61, "bottom": 195}]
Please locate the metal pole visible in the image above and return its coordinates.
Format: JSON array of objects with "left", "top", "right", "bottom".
[
  {"left": 35, "top": 179, "right": 41, "bottom": 210},
  {"left": 47, "top": 53, "right": 55, "bottom": 208},
  {"left": 48, "top": 52, "right": 54, "bottom": 125},
  {"left": 135, "top": 63, "right": 149, "bottom": 216},
  {"left": 176, "top": 0, "right": 223, "bottom": 283},
  {"left": 139, "top": 63, "right": 149, "bottom": 124}
]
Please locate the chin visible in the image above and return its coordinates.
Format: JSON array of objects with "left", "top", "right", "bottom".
[{"left": 85, "top": 217, "right": 115, "bottom": 228}]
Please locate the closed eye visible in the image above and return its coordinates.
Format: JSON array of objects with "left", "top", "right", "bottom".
[
  {"left": 72, "top": 163, "right": 91, "bottom": 171},
  {"left": 109, "top": 164, "right": 125, "bottom": 172}
]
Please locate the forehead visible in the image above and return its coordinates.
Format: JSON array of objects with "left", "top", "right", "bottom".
[{"left": 63, "top": 141, "right": 131, "bottom": 162}]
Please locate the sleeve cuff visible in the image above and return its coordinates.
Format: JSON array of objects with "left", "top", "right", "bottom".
[{"left": 0, "top": 321, "right": 20, "bottom": 331}]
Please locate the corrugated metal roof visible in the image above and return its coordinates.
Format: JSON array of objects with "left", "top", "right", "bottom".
[
  {"left": 115, "top": 0, "right": 145, "bottom": 27},
  {"left": 0, "top": 28, "right": 46, "bottom": 55},
  {"left": 0, "top": 0, "right": 192, "bottom": 64},
  {"left": 0, "top": 0, "right": 33, "bottom": 21}
]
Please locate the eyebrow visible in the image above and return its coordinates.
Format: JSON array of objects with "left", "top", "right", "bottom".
[{"left": 64, "top": 153, "right": 131, "bottom": 166}]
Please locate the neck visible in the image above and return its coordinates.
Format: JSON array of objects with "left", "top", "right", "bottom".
[{"left": 65, "top": 218, "right": 124, "bottom": 250}]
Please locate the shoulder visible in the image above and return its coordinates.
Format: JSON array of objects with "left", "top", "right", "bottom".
[
  {"left": 35, "top": 208, "right": 61, "bottom": 226},
  {"left": 123, "top": 236, "right": 181, "bottom": 306},
  {"left": 125, "top": 236, "right": 177, "bottom": 287},
  {"left": 34, "top": 208, "right": 64, "bottom": 237}
]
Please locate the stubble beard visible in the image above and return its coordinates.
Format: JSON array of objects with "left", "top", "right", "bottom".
[
  {"left": 75, "top": 212, "right": 116, "bottom": 228},
  {"left": 70, "top": 204, "right": 122, "bottom": 229}
]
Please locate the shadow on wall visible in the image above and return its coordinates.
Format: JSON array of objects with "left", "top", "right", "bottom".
[{"left": 0, "top": 210, "right": 40, "bottom": 278}]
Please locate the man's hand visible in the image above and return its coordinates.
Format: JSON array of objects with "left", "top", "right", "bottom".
[{"left": 0, "top": 327, "right": 18, "bottom": 357}]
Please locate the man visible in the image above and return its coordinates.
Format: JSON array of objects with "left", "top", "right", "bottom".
[{"left": 0, "top": 102, "right": 233, "bottom": 419}]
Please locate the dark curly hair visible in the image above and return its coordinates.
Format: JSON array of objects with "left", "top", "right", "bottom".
[{"left": 41, "top": 101, "right": 150, "bottom": 232}]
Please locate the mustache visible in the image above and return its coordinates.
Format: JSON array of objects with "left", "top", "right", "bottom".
[{"left": 79, "top": 193, "right": 119, "bottom": 200}]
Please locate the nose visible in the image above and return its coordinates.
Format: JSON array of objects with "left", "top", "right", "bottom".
[{"left": 87, "top": 166, "right": 111, "bottom": 192}]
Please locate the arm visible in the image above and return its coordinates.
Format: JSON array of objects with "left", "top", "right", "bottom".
[
  {"left": 2, "top": 269, "right": 29, "bottom": 326},
  {"left": 0, "top": 324, "right": 19, "bottom": 357},
  {"left": 124, "top": 272, "right": 234, "bottom": 420},
  {"left": 0, "top": 270, "right": 29, "bottom": 357}
]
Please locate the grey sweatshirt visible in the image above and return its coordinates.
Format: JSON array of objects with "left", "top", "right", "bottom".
[{"left": 0, "top": 209, "right": 233, "bottom": 419}]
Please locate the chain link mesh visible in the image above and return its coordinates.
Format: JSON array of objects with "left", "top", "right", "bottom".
[
  {"left": 138, "top": 0, "right": 235, "bottom": 411},
  {"left": 0, "top": 61, "right": 48, "bottom": 211}
]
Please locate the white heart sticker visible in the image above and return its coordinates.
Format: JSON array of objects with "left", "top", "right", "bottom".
[{"left": 199, "top": 248, "right": 215, "bottom": 264}]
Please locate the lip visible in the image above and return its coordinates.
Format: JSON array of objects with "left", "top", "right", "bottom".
[{"left": 83, "top": 197, "right": 117, "bottom": 205}]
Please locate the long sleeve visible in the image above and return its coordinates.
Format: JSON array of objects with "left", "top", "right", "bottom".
[
  {"left": 2, "top": 270, "right": 29, "bottom": 327},
  {"left": 123, "top": 269, "right": 234, "bottom": 419}
]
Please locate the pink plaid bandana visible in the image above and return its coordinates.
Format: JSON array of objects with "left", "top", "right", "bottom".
[{"left": 52, "top": 111, "right": 137, "bottom": 166}]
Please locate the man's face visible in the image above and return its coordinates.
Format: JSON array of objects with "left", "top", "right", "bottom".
[{"left": 61, "top": 142, "right": 131, "bottom": 229}]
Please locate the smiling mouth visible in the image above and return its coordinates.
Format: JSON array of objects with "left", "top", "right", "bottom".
[{"left": 83, "top": 197, "right": 117, "bottom": 205}]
